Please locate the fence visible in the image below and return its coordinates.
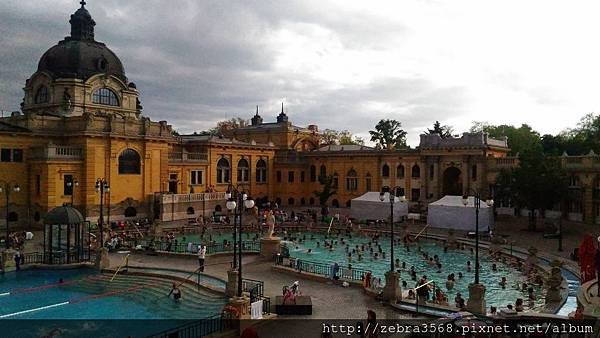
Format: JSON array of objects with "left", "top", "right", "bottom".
[
  {"left": 276, "top": 257, "right": 371, "bottom": 282},
  {"left": 142, "top": 240, "right": 260, "bottom": 255},
  {"left": 242, "top": 277, "right": 270, "bottom": 315},
  {"left": 147, "top": 314, "right": 228, "bottom": 338},
  {"left": 14, "top": 250, "right": 95, "bottom": 266}
]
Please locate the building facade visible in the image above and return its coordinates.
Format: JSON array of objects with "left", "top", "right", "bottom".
[{"left": 0, "top": 3, "right": 599, "bottom": 230}]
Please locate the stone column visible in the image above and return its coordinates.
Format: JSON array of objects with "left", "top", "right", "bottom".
[
  {"left": 466, "top": 283, "right": 486, "bottom": 315},
  {"left": 382, "top": 271, "right": 402, "bottom": 303},
  {"left": 226, "top": 269, "right": 239, "bottom": 298}
]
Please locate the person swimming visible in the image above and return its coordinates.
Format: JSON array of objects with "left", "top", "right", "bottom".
[
  {"left": 499, "top": 276, "right": 507, "bottom": 288},
  {"left": 466, "top": 261, "right": 472, "bottom": 272},
  {"left": 169, "top": 283, "right": 182, "bottom": 301},
  {"left": 492, "top": 263, "right": 497, "bottom": 272}
]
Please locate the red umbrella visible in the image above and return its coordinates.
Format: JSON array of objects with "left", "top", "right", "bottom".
[{"left": 579, "top": 234, "right": 597, "bottom": 284}]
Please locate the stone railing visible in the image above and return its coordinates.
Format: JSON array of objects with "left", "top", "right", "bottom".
[
  {"left": 29, "top": 145, "right": 83, "bottom": 161},
  {"left": 419, "top": 132, "right": 508, "bottom": 149},
  {"left": 161, "top": 192, "right": 225, "bottom": 204},
  {"left": 168, "top": 152, "right": 209, "bottom": 162}
]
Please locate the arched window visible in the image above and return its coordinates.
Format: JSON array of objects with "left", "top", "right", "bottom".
[
  {"left": 346, "top": 200, "right": 351, "bottom": 207},
  {"left": 288, "top": 198, "right": 295, "bottom": 206},
  {"left": 365, "top": 172, "right": 372, "bottom": 191},
  {"left": 411, "top": 164, "right": 420, "bottom": 178},
  {"left": 382, "top": 164, "right": 390, "bottom": 177},
  {"left": 396, "top": 165, "right": 404, "bottom": 178},
  {"left": 118, "top": 148, "right": 141, "bottom": 174},
  {"left": 237, "top": 158, "right": 249, "bottom": 182},
  {"left": 275, "top": 197, "right": 282, "bottom": 205},
  {"left": 256, "top": 159, "right": 267, "bottom": 183},
  {"left": 471, "top": 164, "right": 477, "bottom": 181},
  {"left": 319, "top": 164, "right": 326, "bottom": 179},
  {"left": 217, "top": 158, "right": 230, "bottom": 183},
  {"left": 309, "top": 197, "right": 315, "bottom": 205},
  {"left": 332, "top": 172, "right": 339, "bottom": 188},
  {"left": 8, "top": 212, "right": 18, "bottom": 222},
  {"left": 187, "top": 207, "right": 195, "bottom": 215},
  {"left": 35, "top": 86, "right": 49, "bottom": 104},
  {"left": 124, "top": 207, "right": 137, "bottom": 217},
  {"left": 430, "top": 164, "right": 435, "bottom": 179},
  {"left": 92, "top": 88, "right": 119, "bottom": 106},
  {"left": 331, "top": 199, "right": 339, "bottom": 208},
  {"left": 310, "top": 165, "right": 317, "bottom": 182},
  {"left": 346, "top": 169, "right": 358, "bottom": 191},
  {"left": 300, "top": 198, "right": 306, "bottom": 206}
]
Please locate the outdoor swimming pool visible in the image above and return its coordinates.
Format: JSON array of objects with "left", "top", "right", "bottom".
[
  {"left": 0, "top": 268, "right": 228, "bottom": 337},
  {"left": 283, "top": 231, "right": 548, "bottom": 311}
]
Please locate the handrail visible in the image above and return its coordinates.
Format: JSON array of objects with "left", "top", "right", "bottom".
[
  {"left": 110, "top": 254, "right": 130, "bottom": 282},
  {"left": 327, "top": 217, "right": 334, "bottom": 234},
  {"left": 413, "top": 224, "right": 430, "bottom": 239}
]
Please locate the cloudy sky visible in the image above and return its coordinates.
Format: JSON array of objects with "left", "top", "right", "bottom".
[{"left": 1, "top": 0, "right": 599, "bottom": 146}]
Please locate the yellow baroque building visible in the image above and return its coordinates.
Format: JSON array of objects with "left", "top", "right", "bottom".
[{"left": 1, "top": 3, "right": 599, "bottom": 231}]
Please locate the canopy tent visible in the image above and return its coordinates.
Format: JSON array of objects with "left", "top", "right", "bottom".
[
  {"left": 350, "top": 192, "right": 408, "bottom": 222},
  {"left": 426, "top": 195, "right": 493, "bottom": 231}
]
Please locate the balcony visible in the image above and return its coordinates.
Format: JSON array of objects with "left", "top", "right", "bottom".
[
  {"left": 168, "top": 152, "right": 208, "bottom": 163},
  {"left": 161, "top": 192, "right": 225, "bottom": 204},
  {"left": 29, "top": 145, "right": 83, "bottom": 161}
]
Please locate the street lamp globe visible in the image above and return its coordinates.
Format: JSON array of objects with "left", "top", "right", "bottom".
[
  {"left": 399, "top": 195, "right": 407, "bottom": 203},
  {"left": 225, "top": 191, "right": 232, "bottom": 199},
  {"left": 226, "top": 199, "right": 237, "bottom": 211},
  {"left": 462, "top": 195, "right": 469, "bottom": 206},
  {"left": 244, "top": 198, "right": 255, "bottom": 209},
  {"left": 379, "top": 191, "right": 385, "bottom": 202},
  {"left": 13, "top": 184, "right": 20, "bottom": 193},
  {"left": 486, "top": 198, "right": 494, "bottom": 207}
]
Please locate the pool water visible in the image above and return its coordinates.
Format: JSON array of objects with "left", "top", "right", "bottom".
[{"left": 283, "top": 231, "right": 547, "bottom": 310}]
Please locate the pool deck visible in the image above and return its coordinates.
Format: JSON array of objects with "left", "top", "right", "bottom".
[{"left": 106, "top": 251, "right": 416, "bottom": 319}]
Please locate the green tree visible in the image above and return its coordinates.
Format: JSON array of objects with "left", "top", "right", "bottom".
[
  {"left": 314, "top": 174, "right": 337, "bottom": 220},
  {"left": 207, "top": 117, "right": 248, "bottom": 135},
  {"left": 470, "top": 122, "right": 542, "bottom": 156},
  {"left": 369, "top": 119, "right": 408, "bottom": 149},
  {"left": 505, "top": 150, "right": 568, "bottom": 230},
  {"left": 320, "top": 129, "right": 340, "bottom": 145},
  {"left": 426, "top": 121, "right": 454, "bottom": 138},
  {"left": 339, "top": 130, "right": 365, "bottom": 145}
]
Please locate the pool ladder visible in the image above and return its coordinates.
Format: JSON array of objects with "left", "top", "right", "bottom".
[{"left": 110, "top": 254, "right": 130, "bottom": 282}]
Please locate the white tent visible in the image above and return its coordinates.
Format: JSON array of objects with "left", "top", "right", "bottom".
[
  {"left": 350, "top": 192, "right": 408, "bottom": 222},
  {"left": 427, "top": 195, "right": 493, "bottom": 231}
]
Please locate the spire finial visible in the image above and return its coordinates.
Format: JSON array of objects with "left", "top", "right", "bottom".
[
  {"left": 80, "top": 0, "right": 86, "bottom": 8},
  {"left": 281, "top": 102, "right": 284, "bottom": 114},
  {"left": 256, "top": 105, "right": 259, "bottom": 116}
]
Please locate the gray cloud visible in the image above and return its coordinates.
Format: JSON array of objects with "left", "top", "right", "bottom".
[{"left": 0, "top": 0, "right": 460, "bottom": 145}]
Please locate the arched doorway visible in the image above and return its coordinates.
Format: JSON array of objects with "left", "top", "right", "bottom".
[
  {"left": 442, "top": 167, "right": 462, "bottom": 196},
  {"left": 124, "top": 207, "right": 137, "bottom": 218}
]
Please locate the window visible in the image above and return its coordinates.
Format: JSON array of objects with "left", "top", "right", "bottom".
[
  {"left": 92, "top": 88, "right": 119, "bottom": 106},
  {"left": 276, "top": 171, "right": 282, "bottom": 183},
  {"left": 319, "top": 165, "right": 326, "bottom": 179},
  {"left": 288, "top": 198, "right": 295, "bottom": 205},
  {"left": 412, "top": 164, "right": 420, "bottom": 178},
  {"left": 288, "top": 171, "right": 295, "bottom": 183},
  {"left": 397, "top": 165, "right": 405, "bottom": 178},
  {"left": 569, "top": 175, "right": 579, "bottom": 187},
  {"left": 1, "top": 149, "right": 11, "bottom": 162},
  {"left": 332, "top": 199, "right": 339, "bottom": 208},
  {"left": 216, "top": 158, "right": 230, "bottom": 183},
  {"left": 310, "top": 165, "right": 316, "bottom": 182},
  {"left": 168, "top": 173, "right": 178, "bottom": 193},
  {"left": 64, "top": 174, "right": 74, "bottom": 196},
  {"left": 35, "top": 86, "right": 49, "bottom": 104},
  {"left": 12, "top": 149, "right": 23, "bottom": 162},
  {"left": 7, "top": 212, "right": 18, "bottom": 222},
  {"left": 332, "top": 173, "right": 339, "bottom": 188},
  {"left": 366, "top": 173, "right": 372, "bottom": 191},
  {"left": 187, "top": 207, "right": 195, "bottom": 215},
  {"left": 256, "top": 159, "right": 267, "bottom": 183},
  {"left": 382, "top": 164, "right": 390, "bottom": 177},
  {"left": 396, "top": 187, "right": 405, "bottom": 197},
  {"left": 430, "top": 164, "right": 435, "bottom": 180},
  {"left": 237, "top": 158, "right": 249, "bottom": 182},
  {"left": 301, "top": 198, "right": 306, "bottom": 206},
  {"left": 190, "top": 170, "right": 203, "bottom": 185},
  {"left": 300, "top": 171, "right": 305, "bottom": 183},
  {"left": 124, "top": 207, "right": 137, "bottom": 217},
  {"left": 346, "top": 169, "right": 358, "bottom": 191},
  {"left": 118, "top": 148, "right": 141, "bottom": 174},
  {"left": 309, "top": 197, "right": 315, "bottom": 205},
  {"left": 411, "top": 188, "right": 420, "bottom": 202},
  {"left": 35, "top": 175, "right": 41, "bottom": 195},
  {"left": 471, "top": 165, "right": 477, "bottom": 180}
]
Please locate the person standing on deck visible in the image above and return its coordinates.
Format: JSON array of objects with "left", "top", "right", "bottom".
[{"left": 198, "top": 245, "right": 207, "bottom": 272}]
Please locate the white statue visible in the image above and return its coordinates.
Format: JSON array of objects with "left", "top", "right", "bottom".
[{"left": 266, "top": 210, "right": 276, "bottom": 238}]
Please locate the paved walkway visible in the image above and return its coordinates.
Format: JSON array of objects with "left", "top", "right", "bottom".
[{"left": 107, "top": 252, "right": 413, "bottom": 319}]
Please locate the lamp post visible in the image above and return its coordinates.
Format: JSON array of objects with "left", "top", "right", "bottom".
[
  {"left": 0, "top": 181, "right": 20, "bottom": 249},
  {"left": 66, "top": 179, "right": 79, "bottom": 207},
  {"left": 461, "top": 191, "right": 493, "bottom": 284},
  {"left": 95, "top": 178, "right": 110, "bottom": 247},
  {"left": 379, "top": 186, "right": 406, "bottom": 273},
  {"left": 379, "top": 186, "right": 406, "bottom": 303},
  {"left": 558, "top": 218, "right": 563, "bottom": 252},
  {"left": 462, "top": 190, "right": 493, "bottom": 315},
  {"left": 225, "top": 184, "right": 254, "bottom": 297}
]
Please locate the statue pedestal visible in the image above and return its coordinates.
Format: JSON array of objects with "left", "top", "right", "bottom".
[
  {"left": 467, "top": 283, "right": 486, "bottom": 315},
  {"left": 382, "top": 271, "right": 402, "bottom": 303},
  {"left": 95, "top": 247, "right": 110, "bottom": 271},
  {"left": 260, "top": 237, "right": 281, "bottom": 259}
]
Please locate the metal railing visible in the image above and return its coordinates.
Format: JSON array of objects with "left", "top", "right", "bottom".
[
  {"left": 277, "top": 257, "right": 371, "bottom": 282},
  {"left": 242, "top": 277, "right": 270, "bottom": 314},
  {"left": 140, "top": 240, "right": 260, "bottom": 255},
  {"left": 147, "top": 314, "right": 228, "bottom": 338},
  {"left": 18, "top": 250, "right": 94, "bottom": 265}
]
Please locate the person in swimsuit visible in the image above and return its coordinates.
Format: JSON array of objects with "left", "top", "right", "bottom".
[{"left": 169, "top": 283, "right": 182, "bottom": 301}]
